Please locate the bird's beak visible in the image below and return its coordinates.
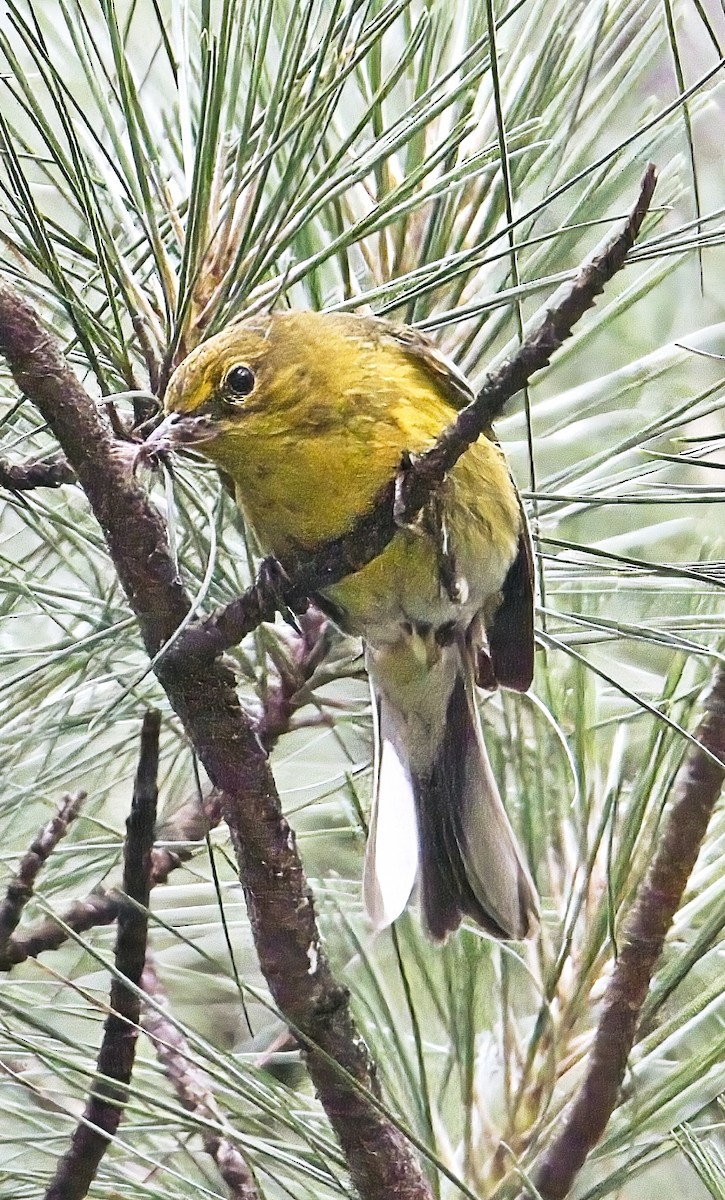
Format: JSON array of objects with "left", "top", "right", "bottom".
[
  {"left": 133, "top": 410, "right": 219, "bottom": 471},
  {"left": 142, "top": 411, "right": 219, "bottom": 455}
]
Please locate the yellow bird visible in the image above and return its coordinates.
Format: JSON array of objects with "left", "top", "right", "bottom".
[{"left": 149, "top": 311, "right": 538, "bottom": 941}]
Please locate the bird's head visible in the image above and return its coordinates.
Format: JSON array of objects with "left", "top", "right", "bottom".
[
  {"left": 144, "top": 317, "right": 276, "bottom": 464},
  {"left": 142, "top": 310, "right": 374, "bottom": 477}
]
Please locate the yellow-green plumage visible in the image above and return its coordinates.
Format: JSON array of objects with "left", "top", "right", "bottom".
[{"left": 161, "top": 310, "right": 538, "bottom": 940}]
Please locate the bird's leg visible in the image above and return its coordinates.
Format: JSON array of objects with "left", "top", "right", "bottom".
[
  {"left": 426, "top": 491, "right": 466, "bottom": 605},
  {"left": 396, "top": 453, "right": 465, "bottom": 605},
  {"left": 465, "top": 615, "right": 500, "bottom": 691},
  {"left": 255, "top": 555, "right": 309, "bottom": 634}
]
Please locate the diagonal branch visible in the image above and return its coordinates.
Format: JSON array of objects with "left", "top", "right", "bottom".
[
  {"left": 526, "top": 664, "right": 725, "bottom": 1200},
  {"left": 0, "top": 787, "right": 222, "bottom": 971},
  {"left": 0, "top": 792, "right": 85, "bottom": 953},
  {"left": 0, "top": 452, "right": 75, "bottom": 490},
  {"left": 142, "top": 956, "right": 262, "bottom": 1200}
]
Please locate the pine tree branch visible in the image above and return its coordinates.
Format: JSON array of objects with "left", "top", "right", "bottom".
[
  {"left": 0, "top": 452, "right": 75, "bottom": 490},
  {"left": 526, "top": 664, "right": 725, "bottom": 1200},
  {"left": 0, "top": 792, "right": 85, "bottom": 953},
  {"left": 0, "top": 282, "right": 432, "bottom": 1200},
  {"left": 0, "top": 788, "right": 221, "bottom": 970},
  {"left": 0, "top": 612, "right": 331, "bottom": 969},
  {"left": 142, "top": 956, "right": 263, "bottom": 1200},
  {"left": 45, "top": 711, "right": 159, "bottom": 1200}
]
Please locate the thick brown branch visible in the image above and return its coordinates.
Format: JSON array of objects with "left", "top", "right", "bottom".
[
  {"left": 528, "top": 664, "right": 725, "bottom": 1200},
  {"left": 0, "top": 287, "right": 430, "bottom": 1196},
  {"left": 45, "top": 712, "right": 159, "bottom": 1200},
  {"left": 0, "top": 451, "right": 75, "bottom": 490},
  {"left": 166, "top": 165, "right": 657, "bottom": 666}
]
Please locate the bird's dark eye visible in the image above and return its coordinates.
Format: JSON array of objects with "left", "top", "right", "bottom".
[{"left": 225, "top": 364, "right": 256, "bottom": 399}]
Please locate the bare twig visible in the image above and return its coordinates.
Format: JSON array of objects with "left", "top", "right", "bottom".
[
  {"left": 0, "top": 788, "right": 222, "bottom": 970},
  {"left": 1, "top": 889, "right": 121, "bottom": 970},
  {"left": 255, "top": 607, "right": 333, "bottom": 751},
  {"left": 0, "top": 792, "right": 85, "bottom": 952},
  {"left": 45, "top": 711, "right": 159, "bottom": 1200},
  {"left": 0, "top": 452, "right": 75, "bottom": 490},
  {"left": 142, "top": 957, "right": 262, "bottom": 1200},
  {"left": 164, "top": 165, "right": 657, "bottom": 667},
  {"left": 526, "top": 665, "right": 725, "bottom": 1200},
  {"left": 0, "top": 619, "right": 328, "bottom": 996}
]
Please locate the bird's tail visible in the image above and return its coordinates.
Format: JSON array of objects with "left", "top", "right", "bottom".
[{"left": 363, "top": 636, "right": 538, "bottom": 941}]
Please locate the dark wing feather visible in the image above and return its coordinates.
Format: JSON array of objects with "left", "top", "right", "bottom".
[{"left": 487, "top": 500, "right": 535, "bottom": 692}]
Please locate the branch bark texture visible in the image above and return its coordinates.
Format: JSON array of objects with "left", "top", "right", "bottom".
[
  {"left": 45, "top": 711, "right": 158, "bottom": 1200},
  {"left": 0, "top": 452, "right": 75, "bottom": 490},
  {"left": 529, "top": 664, "right": 725, "bottom": 1200},
  {"left": 0, "top": 284, "right": 430, "bottom": 1198},
  {"left": 0, "top": 791, "right": 84, "bottom": 953},
  {"left": 142, "top": 956, "right": 262, "bottom": 1200},
  {"left": 0, "top": 788, "right": 221, "bottom": 970}
]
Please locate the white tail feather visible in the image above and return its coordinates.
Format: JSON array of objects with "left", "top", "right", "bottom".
[{"left": 363, "top": 685, "right": 419, "bottom": 929}]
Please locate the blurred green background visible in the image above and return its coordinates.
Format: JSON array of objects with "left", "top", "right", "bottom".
[{"left": 0, "top": 1, "right": 724, "bottom": 1197}]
